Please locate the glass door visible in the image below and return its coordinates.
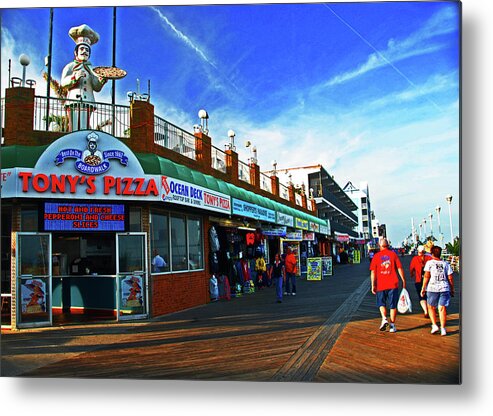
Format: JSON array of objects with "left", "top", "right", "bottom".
[
  {"left": 16, "top": 233, "right": 52, "bottom": 328},
  {"left": 116, "top": 233, "right": 148, "bottom": 321}
]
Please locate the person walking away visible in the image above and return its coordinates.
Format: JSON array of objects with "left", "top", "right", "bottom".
[
  {"left": 255, "top": 254, "right": 267, "bottom": 289},
  {"left": 409, "top": 245, "right": 431, "bottom": 318},
  {"left": 269, "top": 253, "right": 285, "bottom": 303},
  {"left": 284, "top": 248, "right": 298, "bottom": 296},
  {"left": 370, "top": 238, "right": 407, "bottom": 333},
  {"left": 420, "top": 245, "right": 455, "bottom": 336}
]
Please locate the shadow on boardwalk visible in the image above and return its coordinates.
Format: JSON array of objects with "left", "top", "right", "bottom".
[{"left": 1, "top": 256, "right": 460, "bottom": 384}]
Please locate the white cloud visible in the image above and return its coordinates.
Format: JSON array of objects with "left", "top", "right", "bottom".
[
  {"left": 151, "top": 7, "right": 217, "bottom": 69},
  {"left": 324, "top": 7, "right": 457, "bottom": 87}
]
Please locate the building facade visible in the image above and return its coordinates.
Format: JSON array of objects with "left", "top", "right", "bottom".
[{"left": 0, "top": 86, "right": 330, "bottom": 330}]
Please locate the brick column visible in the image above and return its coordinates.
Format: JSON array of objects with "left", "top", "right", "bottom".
[
  {"left": 271, "top": 175, "right": 279, "bottom": 197},
  {"left": 301, "top": 193, "right": 307, "bottom": 209},
  {"left": 249, "top": 163, "right": 260, "bottom": 189},
  {"left": 226, "top": 149, "right": 239, "bottom": 185},
  {"left": 288, "top": 184, "right": 296, "bottom": 204},
  {"left": 129, "top": 100, "right": 155, "bottom": 153},
  {"left": 194, "top": 132, "right": 212, "bottom": 174},
  {"left": 4, "top": 87, "right": 35, "bottom": 146}
]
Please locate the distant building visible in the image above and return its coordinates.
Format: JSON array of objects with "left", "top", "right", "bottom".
[
  {"left": 265, "top": 165, "right": 359, "bottom": 239},
  {"left": 343, "top": 181, "right": 373, "bottom": 241}
]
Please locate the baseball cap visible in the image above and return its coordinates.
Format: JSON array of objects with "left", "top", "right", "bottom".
[{"left": 417, "top": 245, "right": 425, "bottom": 252}]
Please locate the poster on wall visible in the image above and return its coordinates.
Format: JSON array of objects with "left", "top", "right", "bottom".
[
  {"left": 322, "top": 257, "right": 333, "bottom": 277},
  {"left": 21, "top": 279, "right": 47, "bottom": 314},
  {"left": 307, "top": 257, "right": 322, "bottom": 281},
  {"left": 120, "top": 275, "right": 144, "bottom": 314},
  {"left": 353, "top": 250, "right": 361, "bottom": 264}
]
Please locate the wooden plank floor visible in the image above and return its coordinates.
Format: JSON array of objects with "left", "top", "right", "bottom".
[{"left": 1, "top": 256, "right": 461, "bottom": 384}]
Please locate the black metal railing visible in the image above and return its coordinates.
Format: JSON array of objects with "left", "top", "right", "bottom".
[
  {"left": 154, "top": 115, "right": 196, "bottom": 160},
  {"left": 34, "top": 96, "right": 130, "bottom": 138}
]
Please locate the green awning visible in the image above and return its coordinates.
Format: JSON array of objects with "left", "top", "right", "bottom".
[{"left": 1, "top": 144, "right": 49, "bottom": 168}]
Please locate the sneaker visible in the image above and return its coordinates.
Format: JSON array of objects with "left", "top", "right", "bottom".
[
  {"left": 431, "top": 324, "right": 440, "bottom": 334},
  {"left": 440, "top": 327, "right": 447, "bottom": 336},
  {"left": 379, "top": 318, "right": 389, "bottom": 331},
  {"left": 292, "top": 293, "right": 296, "bottom": 296},
  {"left": 389, "top": 323, "right": 397, "bottom": 333},
  {"left": 284, "top": 292, "right": 288, "bottom": 295}
]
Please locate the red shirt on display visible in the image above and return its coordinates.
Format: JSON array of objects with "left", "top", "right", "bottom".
[
  {"left": 369, "top": 248, "right": 402, "bottom": 291},
  {"left": 409, "top": 254, "right": 430, "bottom": 283}
]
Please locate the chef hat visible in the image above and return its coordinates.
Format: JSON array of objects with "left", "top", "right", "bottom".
[{"left": 69, "top": 24, "right": 100, "bottom": 48}]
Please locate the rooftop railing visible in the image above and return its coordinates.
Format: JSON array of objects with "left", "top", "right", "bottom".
[
  {"left": 8, "top": 92, "right": 314, "bottom": 213},
  {"left": 211, "top": 145, "right": 227, "bottom": 173},
  {"left": 295, "top": 192, "right": 303, "bottom": 206},
  {"left": 154, "top": 115, "right": 196, "bottom": 160},
  {"left": 279, "top": 182, "right": 290, "bottom": 201},
  {"left": 238, "top": 159, "right": 250, "bottom": 183},
  {"left": 260, "top": 172, "right": 273, "bottom": 193},
  {"left": 1, "top": 97, "right": 4, "bottom": 134},
  {"left": 34, "top": 96, "right": 130, "bottom": 137}
]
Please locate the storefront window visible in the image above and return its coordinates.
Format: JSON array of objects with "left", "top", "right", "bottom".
[
  {"left": 21, "top": 207, "right": 38, "bottom": 231},
  {"left": 187, "top": 217, "right": 203, "bottom": 270},
  {"left": 150, "top": 210, "right": 203, "bottom": 273},
  {"left": 150, "top": 212, "right": 170, "bottom": 273},
  {"left": 171, "top": 215, "right": 187, "bottom": 271}
]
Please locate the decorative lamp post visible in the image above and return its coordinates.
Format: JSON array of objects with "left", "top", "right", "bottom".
[
  {"left": 446, "top": 194, "right": 454, "bottom": 242},
  {"left": 428, "top": 213, "right": 433, "bottom": 237},
  {"left": 419, "top": 223, "right": 423, "bottom": 240},
  {"left": 227, "top": 129, "right": 236, "bottom": 151},
  {"left": 19, "top": 54, "right": 30, "bottom": 87},
  {"left": 435, "top": 206, "right": 443, "bottom": 247},
  {"left": 423, "top": 218, "right": 427, "bottom": 238},
  {"left": 198, "top": 109, "right": 209, "bottom": 134}
]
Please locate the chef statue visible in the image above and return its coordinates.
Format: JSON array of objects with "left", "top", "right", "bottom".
[{"left": 61, "top": 24, "right": 107, "bottom": 131}]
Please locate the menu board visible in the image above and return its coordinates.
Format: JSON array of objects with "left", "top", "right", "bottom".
[{"left": 44, "top": 202, "right": 126, "bottom": 231}]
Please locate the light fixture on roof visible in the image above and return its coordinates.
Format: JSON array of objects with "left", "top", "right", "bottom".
[
  {"left": 19, "top": 54, "right": 31, "bottom": 87},
  {"left": 227, "top": 129, "right": 236, "bottom": 151},
  {"left": 245, "top": 140, "right": 257, "bottom": 164},
  {"left": 127, "top": 78, "right": 150, "bottom": 103},
  {"left": 271, "top": 160, "right": 277, "bottom": 176},
  {"left": 198, "top": 109, "right": 209, "bottom": 134},
  {"left": 309, "top": 187, "right": 314, "bottom": 199}
]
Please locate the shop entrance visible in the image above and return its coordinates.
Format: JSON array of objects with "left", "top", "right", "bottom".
[
  {"left": 116, "top": 233, "right": 148, "bottom": 321},
  {"left": 15, "top": 233, "right": 53, "bottom": 329},
  {"left": 15, "top": 232, "right": 148, "bottom": 328}
]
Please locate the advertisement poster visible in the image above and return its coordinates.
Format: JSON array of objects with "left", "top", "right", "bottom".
[
  {"left": 120, "top": 275, "right": 144, "bottom": 314},
  {"left": 21, "top": 279, "right": 47, "bottom": 314},
  {"left": 322, "top": 257, "right": 333, "bottom": 277},
  {"left": 353, "top": 250, "right": 361, "bottom": 264},
  {"left": 307, "top": 257, "right": 322, "bottom": 281}
]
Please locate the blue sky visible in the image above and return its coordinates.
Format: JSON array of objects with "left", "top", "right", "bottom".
[{"left": 1, "top": 1, "right": 460, "bottom": 246}]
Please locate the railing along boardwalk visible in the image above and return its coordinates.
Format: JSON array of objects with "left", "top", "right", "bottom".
[{"left": 1, "top": 258, "right": 460, "bottom": 382}]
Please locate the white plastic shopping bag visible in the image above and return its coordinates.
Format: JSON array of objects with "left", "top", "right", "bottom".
[{"left": 397, "top": 288, "right": 412, "bottom": 313}]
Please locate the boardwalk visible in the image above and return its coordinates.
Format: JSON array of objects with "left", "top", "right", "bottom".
[{"left": 1, "top": 256, "right": 460, "bottom": 383}]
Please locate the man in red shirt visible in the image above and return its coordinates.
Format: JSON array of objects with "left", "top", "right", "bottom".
[
  {"left": 409, "top": 245, "right": 431, "bottom": 318},
  {"left": 370, "top": 238, "right": 407, "bottom": 333},
  {"left": 284, "top": 248, "right": 298, "bottom": 296}
]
